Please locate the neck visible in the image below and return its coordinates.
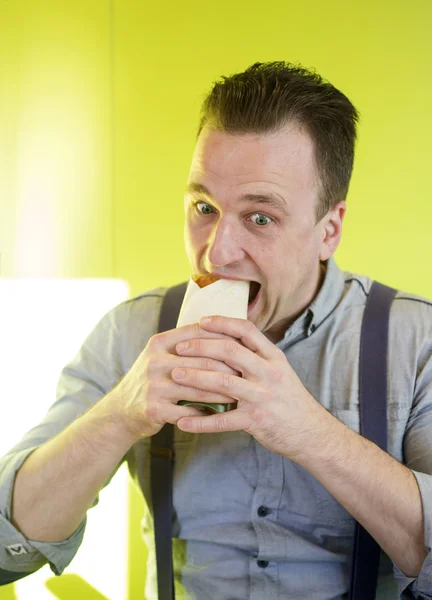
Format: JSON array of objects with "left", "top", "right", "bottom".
[{"left": 264, "top": 261, "right": 327, "bottom": 344}]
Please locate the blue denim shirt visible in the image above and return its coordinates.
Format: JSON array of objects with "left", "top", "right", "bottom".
[{"left": 1, "top": 257, "right": 431, "bottom": 599}]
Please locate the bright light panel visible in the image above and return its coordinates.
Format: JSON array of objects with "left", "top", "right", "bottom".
[{"left": 0, "top": 279, "right": 130, "bottom": 600}]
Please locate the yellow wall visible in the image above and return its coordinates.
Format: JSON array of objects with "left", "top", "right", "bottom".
[
  {"left": 0, "top": 1, "right": 113, "bottom": 278},
  {"left": 114, "top": 0, "right": 432, "bottom": 299},
  {"left": 1, "top": 1, "right": 431, "bottom": 599}
]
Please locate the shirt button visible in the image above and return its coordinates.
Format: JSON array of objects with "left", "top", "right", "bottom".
[
  {"left": 257, "top": 559, "right": 269, "bottom": 568},
  {"left": 257, "top": 505, "right": 271, "bottom": 517},
  {"left": 310, "top": 324, "right": 317, "bottom": 333}
]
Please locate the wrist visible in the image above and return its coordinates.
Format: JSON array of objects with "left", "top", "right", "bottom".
[
  {"left": 90, "top": 391, "right": 145, "bottom": 448},
  {"left": 293, "top": 404, "right": 345, "bottom": 470}
]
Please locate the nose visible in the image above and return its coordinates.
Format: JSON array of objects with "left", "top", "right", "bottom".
[{"left": 206, "top": 217, "right": 245, "bottom": 268}]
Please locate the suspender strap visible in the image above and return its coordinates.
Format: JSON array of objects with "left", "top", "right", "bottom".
[
  {"left": 151, "top": 282, "right": 187, "bottom": 600},
  {"left": 349, "top": 281, "right": 397, "bottom": 600},
  {"left": 150, "top": 425, "right": 174, "bottom": 600}
]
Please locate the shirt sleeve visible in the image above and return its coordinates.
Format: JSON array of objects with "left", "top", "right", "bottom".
[
  {"left": 0, "top": 300, "right": 128, "bottom": 578},
  {"left": 393, "top": 330, "right": 432, "bottom": 599}
]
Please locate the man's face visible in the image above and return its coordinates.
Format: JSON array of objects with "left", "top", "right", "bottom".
[{"left": 184, "top": 124, "right": 345, "bottom": 340}]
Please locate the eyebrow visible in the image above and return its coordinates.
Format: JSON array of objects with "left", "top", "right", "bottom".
[{"left": 184, "top": 181, "right": 289, "bottom": 216}]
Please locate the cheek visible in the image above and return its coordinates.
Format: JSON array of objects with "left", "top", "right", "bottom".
[
  {"left": 184, "top": 218, "right": 198, "bottom": 242},
  {"left": 184, "top": 221, "right": 206, "bottom": 261},
  {"left": 183, "top": 223, "right": 195, "bottom": 259},
  {"left": 264, "top": 230, "right": 313, "bottom": 277}
]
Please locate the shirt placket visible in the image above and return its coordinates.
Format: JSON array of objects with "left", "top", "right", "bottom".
[{"left": 249, "top": 439, "right": 285, "bottom": 600}]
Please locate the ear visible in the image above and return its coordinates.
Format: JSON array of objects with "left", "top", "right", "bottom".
[{"left": 318, "top": 201, "right": 346, "bottom": 261}]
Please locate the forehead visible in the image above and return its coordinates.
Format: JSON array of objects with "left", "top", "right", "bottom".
[{"left": 188, "top": 125, "right": 319, "bottom": 201}]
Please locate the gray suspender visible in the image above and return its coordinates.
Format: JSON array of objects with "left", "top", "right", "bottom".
[{"left": 151, "top": 280, "right": 397, "bottom": 600}]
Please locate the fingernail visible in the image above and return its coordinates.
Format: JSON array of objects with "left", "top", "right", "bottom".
[
  {"left": 177, "top": 342, "right": 189, "bottom": 352},
  {"left": 173, "top": 368, "right": 186, "bottom": 379},
  {"left": 200, "top": 317, "right": 212, "bottom": 324}
]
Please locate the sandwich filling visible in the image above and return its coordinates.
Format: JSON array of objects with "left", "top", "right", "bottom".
[
  {"left": 192, "top": 274, "right": 220, "bottom": 288},
  {"left": 192, "top": 274, "right": 260, "bottom": 307}
]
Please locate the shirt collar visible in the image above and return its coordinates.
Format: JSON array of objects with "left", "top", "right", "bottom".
[
  {"left": 305, "top": 256, "right": 346, "bottom": 335},
  {"left": 277, "top": 256, "right": 346, "bottom": 346}
]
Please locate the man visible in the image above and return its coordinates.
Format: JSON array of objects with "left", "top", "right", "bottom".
[{"left": 0, "top": 62, "right": 431, "bottom": 599}]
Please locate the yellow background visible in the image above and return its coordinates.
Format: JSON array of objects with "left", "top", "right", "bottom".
[{"left": 0, "top": 0, "right": 431, "bottom": 598}]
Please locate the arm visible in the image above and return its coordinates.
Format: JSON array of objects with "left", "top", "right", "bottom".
[
  {"left": 296, "top": 415, "right": 426, "bottom": 576},
  {"left": 0, "top": 301, "right": 133, "bottom": 575},
  {"left": 10, "top": 396, "right": 140, "bottom": 543},
  {"left": 6, "top": 306, "right": 237, "bottom": 546}
]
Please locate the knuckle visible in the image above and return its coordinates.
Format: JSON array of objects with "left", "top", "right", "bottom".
[
  {"left": 216, "top": 415, "right": 228, "bottom": 432},
  {"left": 148, "top": 332, "right": 165, "bottom": 351},
  {"left": 244, "top": 319, "right": 255, "bottom": 333},
  {"left": 194, "top": 387, "right": 210, "bottom": 399},
  {"left": 192, "top": 323, "right": 208, "bottom": 339},
  {"left": 187, "top": 369, "right": 198, "bottom": 386},
  {"left": 146, "top": 402, "right": 161, "bottom": 422},
  {"left": 145, "top": 378, "right": 164, "bottom": 398},
  {"left": 146, "top": 356, "right": 162, "bottom": 377},
  {"left": 223, "top": 339, "right": 237, "bottom": 355},
  {"left": 144, "top": 379, "right": 155, "bottom": 396},
  {"left": 249, "top": 404, "right": 267, "bottom": 424},
  {"left": 193, "top": 322, "right": 203, "bottom": 337},
  {"left": 221, "top": 372, "right": 232, "bottom": 389},
  {"left": 190, "top": 338, "right": 201, "bottom": 351},
  {"left": 195, "top": 418, "right": 205, "bottom": 434},
  {"left": 200, "top": 356, "right": 213, "bottom": 371}
]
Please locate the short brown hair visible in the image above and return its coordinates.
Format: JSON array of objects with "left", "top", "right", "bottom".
[{"left": 196, "top": 61, "right": 359, "bottom": 222}]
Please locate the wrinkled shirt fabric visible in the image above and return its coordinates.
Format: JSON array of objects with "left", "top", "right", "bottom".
[{"left": 1, "top": 257, "right": 431, "bottom": 599}]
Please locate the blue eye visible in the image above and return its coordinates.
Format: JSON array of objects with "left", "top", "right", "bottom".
[
  {"left": 250, "top": 213, "right": 272, "bottom": 226},
  {"left": 195, "top": 201, "right": 214, "bottom": 215}
]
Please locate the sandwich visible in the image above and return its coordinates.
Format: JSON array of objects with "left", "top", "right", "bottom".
[{"left": 176, "top": 274, "right": 250, "bottom": 414}]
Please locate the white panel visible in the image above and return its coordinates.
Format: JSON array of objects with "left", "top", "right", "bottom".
[{"left": 0, "top": 279, "right": 130, "bottom": 600}]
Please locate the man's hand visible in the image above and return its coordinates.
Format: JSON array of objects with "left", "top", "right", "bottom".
[
  {"left": 174, "top": 315, "right": 333, "bottom": 461},
  {"left": 104, "top": 322, "right": 240, "bottom": 440}
]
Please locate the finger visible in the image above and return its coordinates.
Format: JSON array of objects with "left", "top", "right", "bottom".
[
  {"left": 151, "top": 378, "right": 238, "bottom": 405},
  {"left": 175, "top": 338, "right": 264, "bottom": 381},
  {"left": 176, "top": 408, "right": 251, "bottom": 434},
  {"left": 172, "top": 382, "right": 238, "bottom": 405},
  {"left": 173, "top": 355, "right": 240, "bottom": 377},
  {"left": 198, "top": 316, "right": 276, "bottom": 360},
  {"left": 171, "top": 368, "right": 261, "bottom": 404},
  {"left": 147, "top": 355, "right": 239, "bottom": 382},
  {"left": 162, "top": 403, "right": 212, "bottom": 425},
  {"left": 151, "top": 322, "right": 235, "bottom": 354}
]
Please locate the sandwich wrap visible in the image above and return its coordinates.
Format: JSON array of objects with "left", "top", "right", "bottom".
[{"left": 177, "top": 275, "right": 249, "bottom": 413}]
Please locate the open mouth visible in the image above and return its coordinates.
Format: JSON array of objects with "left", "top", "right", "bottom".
[{"left": 248, "top": 281, "right": 261, "bottom": 306}]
